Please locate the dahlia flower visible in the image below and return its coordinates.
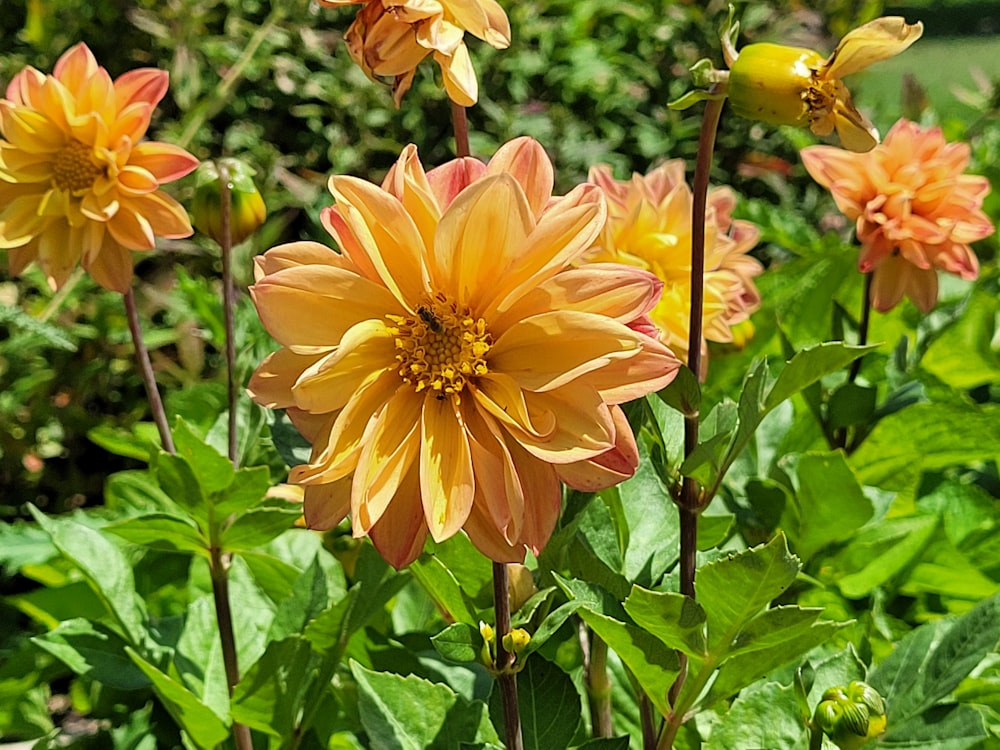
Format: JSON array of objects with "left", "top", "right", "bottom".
[
  {"left": 248, "top": 137, "right": 679, "bottom": 567},
  {"left": 802, "top": 119, "right": 994, "bottom": 312},
  {"left": 725, "top": 17, "right": 923, "bottom": 152},
  {"left": 0, "top": 43, "right": 198, "bottom": 292},
  {"left": 318, "top": 0, "right": 510, "bottom": 106},
  {"left": 587, "top": 161, "right": 762, "bottom": 366}
]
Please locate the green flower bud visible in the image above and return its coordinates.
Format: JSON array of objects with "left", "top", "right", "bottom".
[
  {"left": 728, "top": 43, "right": 824, "bottom": 128},
  {"left": 191, "top": 158, "right": 266, "bottom": 246},
  {"left": 815, "top": 681, "right": 888, "bottom": 750},
  {"left": 502, "top": 628, "right": 531, "bottom": 655}
]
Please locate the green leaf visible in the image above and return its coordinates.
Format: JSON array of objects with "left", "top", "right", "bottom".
[
  {"left": 851, "top": 404, "right": 1000, "bottom": 492},
  {"left": 879, "top": 703, "right": 988, "bottom": 749},
  {"left": 704, "top": 681, "right": 808, "bottom": 750},
  {"left": 410, "top": 554, "right": 478, "bottom": 624},
  {"left": 827, "top": 382, "right": 878, "bottom": 430},
  {"left": 522, "top": 601, "right": 583, "bottom": 658},
  {"left": 105, "top": 513, "right": 208, "bottom": 557},
  {"left": 763, "top": 342, "right": 876, "bottom": 412},
  {"left": 780, "top": 452, "right": 873, "bottom": 562},
  {"left": 214, "top": 465, "right": 272, "bottom": 518},
  {"left": 701, "top": 607, "right": 845, "bottom": 706},
  {"left": 558, "top": 576, "right": 679, "bottom": 717},
  {"left": 104, "top": 470, "right": 176, "bottom": 513},
  {"left": 489, "top": 657, "right": 579, "bottom": 750},
  {"left": 31, "top": 618, "right": 150, "bottom": 690},
  {"left": 220, "top": 501, "right": 301, "bottom": 551},
  {"left": 657, "top": 364, "right": 700, "bottom": 416},
  {"left": 174, "top": 596, "right": 230, "bottom": 722},
  {"left": 230, "top": 636, "right": 316, "bottom": 738},
  {"left": 28, "top": 507, "right": 148, "bottom": 647},
  {"left": 624, "top": 586, "right": 707, "bottom": 657},
  {"left": 154, "top": 452, "right": 207, "bottom": 523},
  {"left": 269, "top": 556, "right": 333, "bottom": 642},
  {"left": 352, "top": 661, "right": 499, "bottom": 749},
  {"left": 922, "top": 291, "right": 1000, "bottom": 389},
  {"left": 575, "top": 739, "right": 630, "bottom": 750},
  {"left": 431, "top": 623, "right": 482, "bottom": 664},
  {"left": 240, "top": 550, "right": 303, "bottom": 603},
  {"left": 870, "top": 593, "right": 1000, "bottom": 725},
  {"left": 696, "top": 534, "right": 799, "bottom": 653},
  {"left": 171, "top": 418, "right": 235, "bottom": 495},
  {"left": 271, "top": 409, "right": 313, "bottom": 468},
  {"left": 831, "top": 515, "right": 939, "bottom": 598},
  {"left": 126, "top": 647, "right": 230, "bottom": 750}
]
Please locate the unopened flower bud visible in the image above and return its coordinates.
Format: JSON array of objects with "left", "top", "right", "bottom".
[
  {"left": 191, "top": 158, "right": 266, "bottom": 246},
  {"left": 728, "top": 44, "right": 825, "bottom": 128},
  {"left": 479, "top": 621, "right": 495, "bottom": 666},
  {"left": 502, "top": 628, "right": 531, "bottom": 655},
  {"left": 815, "top": 681, "right": 887, "bottom": 750}
]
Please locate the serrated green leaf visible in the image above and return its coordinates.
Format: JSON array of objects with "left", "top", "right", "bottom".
[
  {"left": 781, "top": 452, "right": 873, "bottom": 563},
  {"left": 489, "top": 657, "right": 579, "bottom": 750},
  {"left": 28, "top": 507, "right": 148, "bottom": 647},
  {"left": 870, "top": 593, "right": 1000, "bottom": 725},
  {"left": 214, "top": 465, "right": 272, "bottom": 518},
  {"left": 431, "top": 623, "right": 482, "bottom": 664},
  {"left": 704, "top": 681, "right": 807, "bottom": 750},
  {"left": 696, "top": 534, "right": 799, "bottom": 653},
  {"left": 220, "top": 502, "right": 301, "bottom": 551},
  {"left": 103, "top": 470, "right": 177, "bottom": 514},
  {"left": 230, "top": 636, "right": 317, "bottom": 738},
  {"left": 174, "top": 596, "right": 230, "bottom": 723},
  {"left": 154, "top": 452, "right": 207, "bottom": 523},
  {"left": 88, "top": 425, "right": 157, "bottom": 461},
  {"left": 352, "top": 661, "right": 499, "bottom": 749},
  {"left": 126, "top": 647, "right": 230, "bottom": 750},
  {"left": 851, "top": 404, "right": 1000, "bottom": 492},
  {"left": 522, "top": 601, "right": 582, "bottom": 658},
  {"left": 922, "top": 291, "right": 1000, "bottom": 389},
  {"left": 240, "top": 550, "right": 303, "bottom": 603},
  {"left": 0, "top": 305, "right": 77, "bottom": 350},
  {"left": 105, "top": 513, "right": 208, "bottom": 557},
  {"left": 879, "top": 703, "right": 988, "bottom": 749},
  {"left": 831, "top": 515, "right": 939, "bottom": 598},
  {"left": 624, "top": 586, "right": 707, "bottom": 657},
  {"left": 410, "top": 554, "right": 477, "bottom": 624},
  {"left": 268, "top": 556, "right": 333, "bottom": 642},
  {"left": 31, "top": 618, "right": 150, "bottom": 690},
  {"left": 764, "top": 343, "right": 876, "bottom": 412}
]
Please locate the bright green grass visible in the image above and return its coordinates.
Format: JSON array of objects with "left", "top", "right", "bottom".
[{"left": 853, "top": 35, "right": 1000, "bottom": 124}]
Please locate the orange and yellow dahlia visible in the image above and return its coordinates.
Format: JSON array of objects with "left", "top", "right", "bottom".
[
  {"left": 587, "top": 161, "right": 762, "bottom": 367},
  {"left": 0, "top": 43, "right": 199, "bottom": 292},
  {"left": 248, "top": 137, "right": 679, "bottom": 567},
  {"left": 318, "top": 0, "right": 510, "bottom": 106},
  {"left": 802, "top": 119, "right": 994, "bottom": 312}
]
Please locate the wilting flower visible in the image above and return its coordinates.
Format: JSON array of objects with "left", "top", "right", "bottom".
[
  {"left": 318, "top": 0, "right": 510, "bottom": 106},
  {"left": 802, "top": 119, "right": 994, "bottom": 312},
  {"left": 587, "top": 161, "right": 762, "bottom": 367},
  {"left": 725, "top": 17, "right": 923, "bottom": 151},
  {"left": 0, "top": 43, "right": 199, "bottom": 292},
  {"left": 249, "top": 138, "right": 679, "bottom": 567}
]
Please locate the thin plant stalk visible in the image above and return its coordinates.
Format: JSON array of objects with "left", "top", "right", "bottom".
[
  {"left": 209, "top": 545, "right": 253, "bottom": 750},
  {"left": 493, "top": 562, "right": 523, "bottom": 750},
  {"left": 662, "top": 93, "right": 725, "bottom": 750},
  {"left": 123, "top": 287, "right": 175, "bottom": 454},
  {"left": 580, "top": 623, "right": 612, "bottom": 737},
  {"left": 218, "top": 162, "right": 239, "bottom": 467},
  {"left": 451, "top": 102, "right": 471, "bottom": 157},
  {"left": 38, "top": 267, "right": 85, "bottom": 323},
  {"left": 848, "top": 272, "right": 873, "bottom": 383}
]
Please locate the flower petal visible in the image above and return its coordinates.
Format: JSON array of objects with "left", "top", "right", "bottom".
[
  {"left": 555, "top": 405, "right": 639, "bottom": 491},
  {"left": 420, "top": 396, "right": 474, "bottom": 542},
  {"left": 368, "top": 464, "right": 428, "bottom": 569},
  {"left": 129, "top": 141, "right": 199, "bottom": 183},
  {"left": 486, "top": 136, "right": 554, "bottom": 219},
  {"left": 248, "top": 348, "right": 326, "bottom": 409},
  {"left": 823, "top": 18, "right": 923, "bottom": 80},
  {"left": 303, "top": 479, "right": 352, "bottom": 530}
]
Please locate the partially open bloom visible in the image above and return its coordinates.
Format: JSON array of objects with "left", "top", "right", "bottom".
[
  {"left": 802, "top": 119, "right": 994, "bottom": 312},
  {"left": 0, "top": 43, "right": 199, "bottom": 292},
  {"left": 725, "top": 17, "right": 923, "bottom": 151},
  {"left": 249, "top": 138, "right": 679, "bottom": 567},
  {"left": 318, "top": 0, "right": 511, "bottom": 106},
  {"left": 587, "top": 161, "right": 762, "bottom": 367}
]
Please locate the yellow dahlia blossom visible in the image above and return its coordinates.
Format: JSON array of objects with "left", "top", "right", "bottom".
[
  {"left": 802, "top": 119, "right": 994, "bottom": 312},
  {"left": 725, "top": 17, "right": 923, "bottom": 152},
  {"left": 319, "top": 0, "right": 510, "bottom": 106},
  {"left": 587, "top": 161, "right": 762, "bottom": 367},
  {"left": 0, "top": 43, "right": 199, "bottom": 292},
  {"left": 249, "top": 137, "right": 679, "bottom": 567}
]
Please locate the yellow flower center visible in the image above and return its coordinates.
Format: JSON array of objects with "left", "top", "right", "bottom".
[
  {"left": 387, "top": 292, "right": 492, "bottom": 401},
  {"left": 52, "top": 140, "right": 102, "bottom": 193}
]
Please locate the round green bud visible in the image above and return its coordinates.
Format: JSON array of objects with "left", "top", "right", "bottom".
[{"left": 191, "top": 158, "right": 266, "bottom": 246}]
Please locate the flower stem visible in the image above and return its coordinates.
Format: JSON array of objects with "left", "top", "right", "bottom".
[
  {"left": 848, "top": 271, "right": 873, "bottom": 383},
  {"left": 218, "top": 161, "right": 239, "bottom": 467},
  {"left": 493, "top": 562, "right": 523, "bottom": 750},
  {"left": 580, "top": 623, "right": 612, "bottom": 737},
  {"left": 123, "top": 287, "right": 175, "bottom": 454},
  {"left": 209, "top": 545, "right": 253, "bottom": 750},
  {"left": 677, "top": 94, "right": 725, "bottom": 596},
  {"left": 39, "top": 267, "right": 84, "bottom": 323},
  {"left": 451, "top": 102, "right": 471, "bottom": 158}
]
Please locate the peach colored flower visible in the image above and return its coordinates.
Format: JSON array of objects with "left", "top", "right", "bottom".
[
  {"left": 802, "top": 119, "right": 994, "bottom": 312},
  {"left": 0, "top": 43, "right": 199, "bottom": 292},
  {"left": 725, "top": 17, "right": 923, "bottom": 152},
  {"left": 587, "top": 161, "right": 762, "bottom": 367},
  {"left": 318, "top": 0, "right": 510, "bottom": 106},
  {"left": 248, "top": 138, "right": 679, "bottom": 567}
]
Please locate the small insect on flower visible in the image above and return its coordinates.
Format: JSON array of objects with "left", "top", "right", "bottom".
[{"left": 418, "top": 306, "right": 444, "bottom": 333}]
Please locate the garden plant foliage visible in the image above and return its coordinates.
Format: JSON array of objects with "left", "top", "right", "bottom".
[{"left": 1, "top": 1, "right": 1000, "bottom": 749}]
